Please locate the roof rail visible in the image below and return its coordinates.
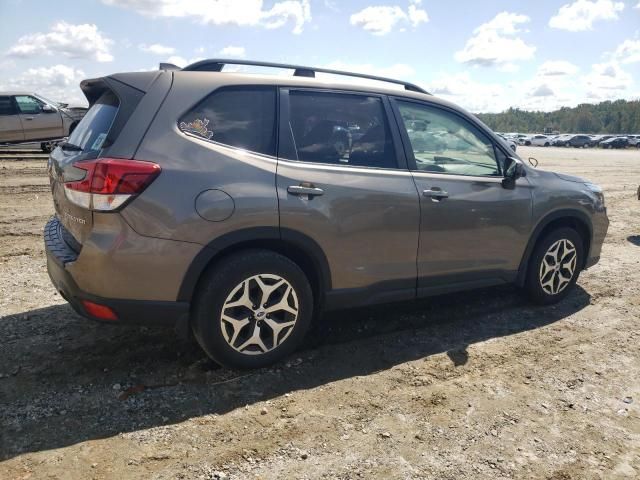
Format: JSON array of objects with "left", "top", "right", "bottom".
[{"left": 181, "top": 59, "right": 429, "bottom": 94}]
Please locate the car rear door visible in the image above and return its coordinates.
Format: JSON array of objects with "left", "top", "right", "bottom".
[
  {"left": 14, "top": 95, "right": 63, "bottom": 140},
  {"left": 390, "top": 98, "right": 533, "bottom": 294},
  {"left": 0, "top": 96, "right": 23, "bottom": 142},
  {"left": 276, "top": 88, "right": 420, "bottom": 305}
]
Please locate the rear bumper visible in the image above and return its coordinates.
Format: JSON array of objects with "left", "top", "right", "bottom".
[{"left": 45, "top": 216, "right": 188, "bottom": 326}]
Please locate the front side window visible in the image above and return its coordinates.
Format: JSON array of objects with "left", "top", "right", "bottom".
[
  {"left": 287, "top": 91, "right": 397, "bottom": 169},
  {"left": 0, "top": 96, "right": 15, "bottom": 115},
  {"left": 179, "top": 86, "right": 276, "bottom": 156},
  {"left": 396, "top": 100, "right": 500, "bottom": 177},
  {"left": 14, "top": 95, "right": 42, "bottom": 114}
]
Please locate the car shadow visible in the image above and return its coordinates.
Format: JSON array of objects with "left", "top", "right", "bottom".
[{"left": 0, "top": 284, "right": 591, "bottom": 460}]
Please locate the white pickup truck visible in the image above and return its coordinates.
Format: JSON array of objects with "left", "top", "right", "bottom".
[{"left": 0, "top": 92, "right": 87, "bottom": 152}]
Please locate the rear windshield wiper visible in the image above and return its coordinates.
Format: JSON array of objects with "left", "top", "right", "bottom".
[{"left": 60, "top": 141, "right": 83, "bottom": 152}]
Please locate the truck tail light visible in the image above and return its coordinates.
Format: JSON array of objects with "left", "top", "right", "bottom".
[{"left": 63, "top": 158, "right": 161, "bottom": 211}]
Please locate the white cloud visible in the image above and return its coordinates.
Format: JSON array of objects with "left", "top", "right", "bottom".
[
  {"left": 583, "top": 61, "right": 633, "bottom": 99},
  {"left": 139, "top": 43, "right": 176, "bottom": 55},
  {"left": 530, "top": 84, "right": 555, "bottom": 97},
  {"left": 549, "top": 0, "right": 624, "bottom": 32},
  {"left": 454, "top": 12, "right": 535, "bottom": 67},
  {"left": 613, "top": 39, "right": 640, "bottom": 64},
  {"left": 219, "top": 45, "right": 246, "bottom": 57},
  {"left": 427, "top": 72, "right": 507, "bottom": 112},
  {"left": 537, "top": 60, "right": 579, "bottom": 76},
  {"left": 350, "top": 1, "right": 428, "bottom": 35},
  {"left": 102, "top": 0, "right": 312, "bottom": 34},
  {"left": 6, "top": 22, "right": 114, "bottom": 62},
  {"left": 0, "top": 65, "right": 87, "bottom": 106}
]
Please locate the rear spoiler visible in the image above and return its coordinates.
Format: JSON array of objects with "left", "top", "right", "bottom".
[{"left": 159, "top": 63, "right": 180, "bottom": 71}]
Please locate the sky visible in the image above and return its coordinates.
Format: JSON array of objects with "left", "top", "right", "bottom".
[{"left": 0, "top": 0, "right": 639, "bottom": 112}]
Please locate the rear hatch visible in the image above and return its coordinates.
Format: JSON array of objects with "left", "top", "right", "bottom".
[{"left": 48, "top": 73, "right": 163, "bottom": 245}]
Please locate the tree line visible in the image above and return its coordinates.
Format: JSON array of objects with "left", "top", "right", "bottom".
[{"left": 476, "top": 99, "right": 640, "bottom": 134}]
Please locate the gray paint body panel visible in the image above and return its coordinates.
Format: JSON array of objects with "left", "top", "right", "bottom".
[{"left": 43, "top": 68, "right": 609, "bottom": 316}]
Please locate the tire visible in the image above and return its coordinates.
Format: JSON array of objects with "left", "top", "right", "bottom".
[
  {"left": 40, "top": 142, "right": 53, "bottom": 153},
  {"left": 525, "top": 141, "right": 531, "bottom": 146},
  {"left": 525, "top": 227, "right": 584, "bottom": 305},
  {"left": 544, "top": 143, "right": 549, "bottom": 147},
  {"left": 191, "top": 250, "right": 314, "bottom": 369}
]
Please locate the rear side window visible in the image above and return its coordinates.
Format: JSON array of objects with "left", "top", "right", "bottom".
[
  {"left": 67, "top": 91, "right": 119, "bottom": 154},
  {"left": 0, "top": 96, "right": 15, "bottom": 115},
  {"left": 179, "top": 86, "right": 276, "bottom": 156},
  {"left": 286, "top": 91, "right": 397, "bottom": 169}
]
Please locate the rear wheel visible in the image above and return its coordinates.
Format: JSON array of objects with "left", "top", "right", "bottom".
[
  {"left": 192, "top": 250, "right": 314, "bottom": 369},
  {"left": 525, "top": 228, "right": 583, "bottom": 305}
]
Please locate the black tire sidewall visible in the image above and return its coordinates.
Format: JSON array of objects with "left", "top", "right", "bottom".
[
  {"left": 525, "top": 228, "right": 584, "bottom": 305},
  {"left": 192, "top": 250, "right": 314, "bottom": 369}
]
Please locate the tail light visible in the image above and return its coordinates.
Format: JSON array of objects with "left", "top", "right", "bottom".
[{"left": 63, "top": 158, "right": 161, "bottom": 211}]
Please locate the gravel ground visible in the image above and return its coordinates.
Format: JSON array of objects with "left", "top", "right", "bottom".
[{"left": 0, "top": 146, "right": 639, "bottom": 479}]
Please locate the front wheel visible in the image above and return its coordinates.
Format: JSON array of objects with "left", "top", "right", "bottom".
[
  {"left": 525, "top": 228, "right": 584, "bottom": 305},
  {"left": 192, "top": 250, "right": 314, "bottom": 369}
]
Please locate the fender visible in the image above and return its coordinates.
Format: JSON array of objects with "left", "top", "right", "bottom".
[
  {"left": 515, "top": 208, "right": 593, "bottom": 286},
  {"left": 177, "top": 226, "right": 332, "bottom": 302}
]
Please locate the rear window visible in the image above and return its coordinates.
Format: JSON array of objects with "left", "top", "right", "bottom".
[
  {"left": 67, "top": 91, "right": 119, "bottom": 153},
  {"left": 178, "top": 86, "right": 276, "bottom": 156}
]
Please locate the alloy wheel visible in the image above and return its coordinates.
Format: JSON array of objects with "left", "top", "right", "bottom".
[
  {"left": 220, "top": 274, "right": 299, "bottom": 355},
  {"left": 539, "top": 239, "right": 577, "bottom": 295}
]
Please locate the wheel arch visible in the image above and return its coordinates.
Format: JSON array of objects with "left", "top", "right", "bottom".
[
  {"left": 177, "top": 227, "right": 331, "bottom": 307},
  {"left": 516, "top": 209, "right": 592, "bottom": 286}
]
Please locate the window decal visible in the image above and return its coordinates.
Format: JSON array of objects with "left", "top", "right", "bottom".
[{"left": 179, "top": 118, "right": 213, "bottom": 140}]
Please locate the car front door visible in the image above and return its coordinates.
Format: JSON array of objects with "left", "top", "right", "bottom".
[
  {"left": 0, "top": 96, "right": 23, "bottom": 142},
  {"left": 391, "top": 98, "right": 533, "bottom": 295},
  {"left": 276, "top": 88, "right": 420, "bottom": 306},
  {"left": 14, "top": 95, "right": 63, "bottom": 140}
]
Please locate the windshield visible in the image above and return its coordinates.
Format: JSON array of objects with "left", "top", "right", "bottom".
[
  {"left": 33, "top": 93, "right": 63, "bottom": 108},
  {"left": 66, "top": 91, "right": 119, "bottom": 153}
]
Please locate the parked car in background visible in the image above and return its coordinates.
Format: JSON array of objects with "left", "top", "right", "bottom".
[
  {"left": 529, "top": 134, "right": 551, "bottom": 147},
  {"left": 600, "top": 136, "right": 628, "bottom": 149},
  {"left": 0, "top": 92, "right": 86, "bottom": 152},
  {"left": 497, "top": 134, "right": 517, "bottom": 151},
  {"left": 44, "top": 59, "right": 609, "bottom": 369},
  {"left": 551, "top": 134, "right": 572, "bottom": 146},
  {"left": 626, "top": 135, "right": 640, "bottom": 147},
  {"left": 565, "top": 135, "right": 592, "bottom": 148}
]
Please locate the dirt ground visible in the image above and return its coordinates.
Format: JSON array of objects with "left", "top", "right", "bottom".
[{"left": 0, "top": 146, "right": 639, "bottom": 479}]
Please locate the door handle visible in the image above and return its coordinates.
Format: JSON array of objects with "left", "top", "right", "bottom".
[
  {"left": 423, "top": 188, "right": 448, "bottom": 200},
  {"left": 24, "top": 117, "right": 34, "bottom": 121},
  {"left": 287, "top": 185, "right": 324, "bottom": 197}
]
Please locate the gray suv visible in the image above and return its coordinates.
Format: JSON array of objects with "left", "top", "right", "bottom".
[{"left": 44, "top": 60, "right": 609, "bottom": 369}]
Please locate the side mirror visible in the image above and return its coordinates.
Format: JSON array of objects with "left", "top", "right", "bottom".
[
  {"left": 502, "top": 157, "right": 526, "bottom": 190},
  {"left": 42, "top": 104, "right": 56, "bottom": 113}
]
